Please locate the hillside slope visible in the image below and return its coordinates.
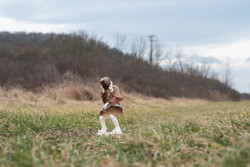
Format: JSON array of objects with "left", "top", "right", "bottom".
[{"left": 0, "top": 31, "right": 240, "bottom": 101}]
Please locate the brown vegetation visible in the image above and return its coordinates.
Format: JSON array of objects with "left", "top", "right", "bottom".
[{"left": 0, "top": 31, "right": 240, "bottom": 101}]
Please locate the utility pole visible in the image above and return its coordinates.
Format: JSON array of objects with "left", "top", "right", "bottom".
[{"left": 148, "top": 35, "right": 157, "bottom": 65}]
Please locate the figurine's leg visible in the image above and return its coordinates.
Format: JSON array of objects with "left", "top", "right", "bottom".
[
  {"left": 97, "top": 116, "right": 107, "bottom": 135},
  {"left": 109, "top": 114, "right": 122, "bottom": 134}
]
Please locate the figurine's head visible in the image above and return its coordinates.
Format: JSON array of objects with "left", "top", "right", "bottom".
[{"left": 100, "top": 77, "right": 111, "bottom": 90}]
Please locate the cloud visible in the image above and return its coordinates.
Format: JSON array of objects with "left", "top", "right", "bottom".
[
  {"left": 246, "top": 58, "right": 250, "bottom": 62},
  {"left": 1, "top": 0, "right": 250, "bottom": 45},
  {"left": 0, "top": 0, "right": 250, "bottom": 93},
  {"left": 190, "top": 55, "right": 222, "bottom": 64},
  {"left": 183, "top": 40, "right": 250, "bottom": 64},
  {"left": 0, "top": 0, "right": 172, "bottom": 23},
  {"left": 0, "top": 16, "right": 78, "bottom": 33}
]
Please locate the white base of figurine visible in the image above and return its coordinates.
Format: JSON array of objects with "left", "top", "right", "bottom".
[{"left": 97, "top": 130, "right": 123, "bottom": 136}]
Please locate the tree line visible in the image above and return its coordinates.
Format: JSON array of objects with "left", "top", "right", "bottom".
[
  {"left": 114, "top": 33, "right": 233, "bottom": 87},
  {"left": 0, "top": 31, "right": 240, "bottom": 100}
]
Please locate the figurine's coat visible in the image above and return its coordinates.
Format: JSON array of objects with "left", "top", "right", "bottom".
[{"left": 100, "top": 77, "right": 123, "bottom": 117}]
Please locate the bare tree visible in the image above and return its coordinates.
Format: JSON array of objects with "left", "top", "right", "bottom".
[
  {"left": 210, "top": 71, "right": 219, "bottom": 80},
  {"left": 200, "top": 58, "right": 211, "bottom": 78},
  {"left": 175, "top": 49, "right": 185, "bottom": 73},
  {"left": 164, "top": 47, "right": 175, "bottom": 72},
  {"left": 114, "top": 33, "right": 127, "bottom": 53},
  {"left": 154, "top": 42, "right": 164, "bottom": 68},
  {"left": 186, "top": 57, "right": 197, "bottom": 76},
  {"left": 130, "top": 37, "right": 146, "bottom": 60},
  {"left": 221, "top": 58, "right": 233, "bottom": 87}
]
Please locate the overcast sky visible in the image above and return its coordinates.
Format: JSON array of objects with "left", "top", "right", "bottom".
[{"left": 0, "top": 0, "right": 249, "bottom": 93}]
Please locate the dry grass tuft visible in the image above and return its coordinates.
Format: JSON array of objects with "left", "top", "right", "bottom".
[
  {"left": 0, "top": 78, "right": 101, "bottom": 104},
  {"left": 0, "top": 76, "right": 156, "bottom": 105},
  {"left": 42, "top": 79, "right": 100, "bottom": 102}
]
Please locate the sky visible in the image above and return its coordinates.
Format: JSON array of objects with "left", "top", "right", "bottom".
[{"left": 0, "top": 0, "right": 250, "bottom": 93}]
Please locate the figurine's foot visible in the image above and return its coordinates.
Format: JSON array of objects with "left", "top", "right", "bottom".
[
  {"left": 97, "top": 129, "right": 107, "bottom": 136},
  {"left": 111, "top": 128, "right": 123, "bottom": 135},
  {"left": 98, "top": 130, "right": 122, "bottom": 137},
  {"left": 108, "top": 131, "right": 122, "bottom": 137}
]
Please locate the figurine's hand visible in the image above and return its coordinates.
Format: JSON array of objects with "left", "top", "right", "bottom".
[{"left": 104, "top": 102, "right": 109, "bottom": 109}]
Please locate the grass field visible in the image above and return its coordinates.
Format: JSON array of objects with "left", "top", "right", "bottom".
[{"left": 0, "top": 98, "right": 249, "bottom": 167}]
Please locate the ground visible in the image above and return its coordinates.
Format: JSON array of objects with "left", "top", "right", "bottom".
[{"left": 0, "top": 97, "right": 249, "bottom": 167}]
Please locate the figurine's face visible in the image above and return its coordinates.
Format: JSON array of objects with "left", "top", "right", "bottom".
[{"left": 100, "top": 77, "right": 111, "bottom": 90}]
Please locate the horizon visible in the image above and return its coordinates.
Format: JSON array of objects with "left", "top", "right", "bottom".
[{"left": 0, "top": 0, "right": 249, "bottom": 93}]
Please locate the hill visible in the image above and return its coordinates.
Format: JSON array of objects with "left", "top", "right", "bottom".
[{"left": 0, "top": 31, "right": 240, "bottom": 101}]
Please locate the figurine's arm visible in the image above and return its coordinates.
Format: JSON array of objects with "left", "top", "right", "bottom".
[
  {"left": 101, "top": 91, "right": 111, "bottom": 109},
  {"left": 111, "top": 85, "right": 123, "bottom": 102},
  {"left": 101, "top": 91, "right": 107, "bottom": 103},
  {"left": 103, "top": 102, "right": 109, "bottom": 109}
]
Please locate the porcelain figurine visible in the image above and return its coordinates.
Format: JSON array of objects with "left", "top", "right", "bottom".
[{"left": 97, "top": 77, "right": 124, "bottom": 136}]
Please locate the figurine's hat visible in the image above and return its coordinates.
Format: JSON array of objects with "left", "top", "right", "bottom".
[{"left": 100, "top": 77, "right": 111, "bottom": 89}]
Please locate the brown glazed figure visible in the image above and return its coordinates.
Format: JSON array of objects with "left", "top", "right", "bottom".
[{"left": 97, "top": 76, "right": 124, "bottom": 136}]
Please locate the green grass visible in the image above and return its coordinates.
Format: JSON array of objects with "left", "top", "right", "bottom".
[{"left": 0, "top": 100, "right": 249, "bottom": 167}]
